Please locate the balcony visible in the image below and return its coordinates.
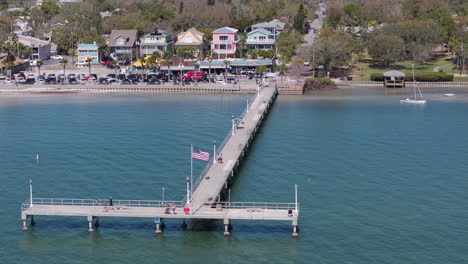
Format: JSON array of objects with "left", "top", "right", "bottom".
[
  {"left": 246, "top": 39, "right": 275, "bottom": 45},
  {"left": 212, "top": 49, "right": 236, "bottom": 54},
  {"left": 211, "top": 40, "right": 237, "bottom": 45}
]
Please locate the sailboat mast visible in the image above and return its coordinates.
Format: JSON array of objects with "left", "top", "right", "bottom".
[{"left": 412, "top": 64, "right": 417, "bottom": 100}]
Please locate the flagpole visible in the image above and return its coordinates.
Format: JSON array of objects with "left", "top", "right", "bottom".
[
  {"left": 213, "top": 140, "right": 216, "bottom": 165},
  {"left": 190, "top": 144, "right": 193, "bottom": 201},
  {"left": 186, "top": 176, "right": 190, "bottom": 204}
]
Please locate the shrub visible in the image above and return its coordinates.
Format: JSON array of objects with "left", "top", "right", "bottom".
[
  {"left": 370, "top": 72, "right": 453, "bottom": 82},
  {"left": 404, "top": 72, "right": 453, "bottom": 82},
  {"left": 370, "top": 73, "right": 384, "bottom": 81},
  {"left": 304, "top": 78, "right": 337, "bottom": 91}
]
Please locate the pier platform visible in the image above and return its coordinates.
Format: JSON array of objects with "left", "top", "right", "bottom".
[{"left": 20, "top": 85, "right": 301, "bottom": 236}]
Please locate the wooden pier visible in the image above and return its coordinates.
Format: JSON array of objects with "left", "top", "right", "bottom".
[{"left": 20, "top": 85, "right": 300, "bottom": 236}]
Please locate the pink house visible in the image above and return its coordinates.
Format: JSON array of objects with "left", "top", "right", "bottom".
[{"left": 211, "top": 27, "right": 239, "bottom": 59}]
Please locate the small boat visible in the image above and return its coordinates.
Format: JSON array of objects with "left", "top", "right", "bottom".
[
  {"left": 443, "top": 93, "right": 455, "bottom": 97},
  {"left": 400, "top": 64, "right": 427, "bottom": 104},
  {"left": 400, "top": 98, "right": 426, "bottom": 104}
]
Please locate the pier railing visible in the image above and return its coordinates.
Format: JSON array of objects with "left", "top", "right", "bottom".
[
  {"left": 206, "top": 202, "right": 299, "bottom": 210},
  {"left": 22, "top": 198, "right": 183, "bottom": 211},
  {"left": 189, "top": 93, "right": 259, "bottom": 198}
]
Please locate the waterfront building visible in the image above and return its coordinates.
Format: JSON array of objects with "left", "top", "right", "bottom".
[
  {"left": 175, "top": 28, "right": 205, "bottom": 58},
  {"left": 17, "top": 35, "right": 51, "bottom": 61},
  {"left": 247, "top": 19, "right": 285, "bottom": 51},
  {"left": 140, "top": 30, "right": 173, "bottom": 57},
  {"left": 77, "top": 43, "right": 99, "bottom": 64},
  {"left": 211, "top": 27, "right": 238, "bottom": 59},
  {"left": 198, "top": 58, "right": 274, "bottom": 74},
  {"left": 109, "top": 30, "right": 138, "bottom": 61}
]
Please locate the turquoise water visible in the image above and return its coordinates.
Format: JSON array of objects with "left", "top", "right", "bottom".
[{"left": 1, "top": 87, "right": 468, "bottom": 263}]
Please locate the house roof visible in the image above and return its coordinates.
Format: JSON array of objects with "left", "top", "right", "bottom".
[
  {"left": 247, "top": 28, "right": 271, "bottom": 36},
  {"left": 384, "top": 70, "right": 405, "bottom": 77},
  {"left": 78, "top": 43, "right": 98, "bottom": 50},
  {"left": 18, "top": 35, "right": 50, "bottom": 47},
  {"left": 108, "top": 30, "right": 138, "bottom": 47},
  {"left": 143, "top": 30, "right": 171, "bottom": 37},
  {"left": 176, "top": 27, "right": 204, "bottom": 46},
  {"left": 252, "top": 19, "right": 286, "bottom": 30},
  {"left": 213, "top": 27, "right": 238, "bottom": 34}
]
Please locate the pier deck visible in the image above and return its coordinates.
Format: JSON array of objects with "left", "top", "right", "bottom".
[
  {"left": 20, "top": 85, "right": 300, "bottom": 236},
  {"left": 189, "top": 86, "right": 278, "bottom": 211}
]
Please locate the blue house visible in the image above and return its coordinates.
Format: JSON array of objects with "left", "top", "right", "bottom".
[{"left": 77, "top": 43, "right": 99, "bottom": 64}]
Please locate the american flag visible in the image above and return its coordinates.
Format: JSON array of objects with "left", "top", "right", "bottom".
[{"left": 192, "top": 147, "right": 210, "bottom": 162}]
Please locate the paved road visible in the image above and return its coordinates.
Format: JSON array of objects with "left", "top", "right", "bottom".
[{"left": 289, "top": 2, "right": 327, "bottom": 78}]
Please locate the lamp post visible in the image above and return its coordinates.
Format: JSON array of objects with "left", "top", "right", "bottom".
[
  {"left": 246, "top": 96, "right": 249, "bottom": 113},
  {"left": 162, "top": 187, "right": 165, "bottom": 205},
  {"left": 29, "top": 180, "right": 33, "bottom": 208}
]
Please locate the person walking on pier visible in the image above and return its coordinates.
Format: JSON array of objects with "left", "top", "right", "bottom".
[
  {"left": 109, "top": 197, "right": 113, "bottom": 206},
  {"left": 217, "top": 154, "right": 223, "bottom": 164}
]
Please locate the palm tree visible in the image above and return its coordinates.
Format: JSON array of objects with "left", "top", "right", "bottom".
[
  {"left": 112, "top": 60, "right": 119, "bottom": 75},
  {"left": 85, "top": 57, "right": 93, "bottom": 75},
  {"left": 68, "top": 48, "right": 76, "bottom": 63},
  {"left": 11, "top": 33, "right": 19, "bottom": 57},
  {"left": 223, "top": 60, "right": 230, "bottom": 82},
  {"left": 149, "top": 51, "right": 161, "bottom": 73},
  {"left": 36, "top": 60, "right": 43, "bottom": 75},
  {"left": 60, "top": 59, "right": 68, "bottom": 77},
  {"left": 163, "top": 52, "right": 172, "bottom": 80},
  {"left": 166, "top": 60, "right": 173, "bottom": 81},
  {"left": 207, "top": 51, "right": 214, "bottom": 82}
]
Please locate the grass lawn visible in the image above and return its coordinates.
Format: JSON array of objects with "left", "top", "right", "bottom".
[
  {"left": 454, "top": 77, "right": 468, "bottom": 82},
  {"left": 350, "top": 53, "right": 457, "bottom": 81}
]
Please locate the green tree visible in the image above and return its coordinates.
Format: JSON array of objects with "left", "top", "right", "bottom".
[
  {"left": 294, "top": 4, "right": 307, "bottom": 34},
  {"left": 207, "top": 51, "right": 215, "bottom": 82},
  {"left": 85, "top": 57, "right": 93, "bottom": 75},
  {"left": 311, "top": 33, "right": 352, "bottom": 72},
  {"left": 36, "top": 60, "right": 43, "bottom": 75},
  {"left": 179, "top": 2, "right": 184, "bottom": 14},
  {"left": 60, "top": 59, "right": 68, "bottom": 76},
  {"left": 384, "top": 20, "right": 444, "bottom": 62},
  {"left": 112, "top": 60, "right": 119, "bottom": 75},
  {"left": 256, "top": 65, "right": 267, "bottom": 86},
  {"left": 223, "top": 60, "right": 231, "bottom": 81},
  {"left": 366, "top": 32, "right": 404, "bottom": 68}
]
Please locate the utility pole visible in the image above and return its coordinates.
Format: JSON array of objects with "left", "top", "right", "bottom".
[{"left": 312, "top": 48, "right": 315, "bottom": 79}]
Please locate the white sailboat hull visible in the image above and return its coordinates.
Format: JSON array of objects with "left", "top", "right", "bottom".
[
  {"left": 444, "top": 93, "right": 455, "bottom": 97},
  {"left": 400, "top": 98, "right": 427, "bottom": 104}
]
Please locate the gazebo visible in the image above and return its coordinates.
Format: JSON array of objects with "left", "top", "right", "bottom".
[{"left": 383, "top": 70, "right": 405, "bottom": 88}]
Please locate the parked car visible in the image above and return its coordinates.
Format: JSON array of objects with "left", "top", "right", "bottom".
[
  {"left": 68, "top": 78, "right": 78, "bottom": 84},
  {"left": 51, "top": 55, "right": 63, "bottom": 60},
  {"left": 265, "top": 72, "right": 277, "bottom": 78},
  {"left": 226, "top": 77, "right": 237, "bottom": 84},
  {"left": 107, "top": 73, "right": 116, "bottom": 79},
  {"left": 38, "top": 75, "right": 45, "bottom": 82},
  {"left": 149, "top": 78, "right": 161, "bottom": 84},
  {"left": 98, "top": 77, "right": 109, "bottom": 84},
  {"left": 121, "top": 79, "right": 131, "bottom": 85},
  {"left": 16, "top": 76, "right": 26, "bottom": 83},
  {"left": 88, "top": 74, "right": 97, "bottom": 82},
  {"left": 0, "top": 74, "right": 5, "bottom": 80},
  {"left": 45, "top": 77, "right": 57, "bottom": 84},
  {"left": 108, "top": 78, "right": 119, "bottom": 84},
  {"left": 67, "top": 73, "right": 76, "bottom": 80},
  {"left": 24, "top": 78, "right": 36, "bottom": 84}
]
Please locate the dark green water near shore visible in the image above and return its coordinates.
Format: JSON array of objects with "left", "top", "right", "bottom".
[{"left": 1, "top": 87, "right": 468, "bottom": 263}]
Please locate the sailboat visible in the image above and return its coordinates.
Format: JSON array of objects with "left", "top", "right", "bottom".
[{"left": 400, "top": 64, "right": 427, "bottom": 104}]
